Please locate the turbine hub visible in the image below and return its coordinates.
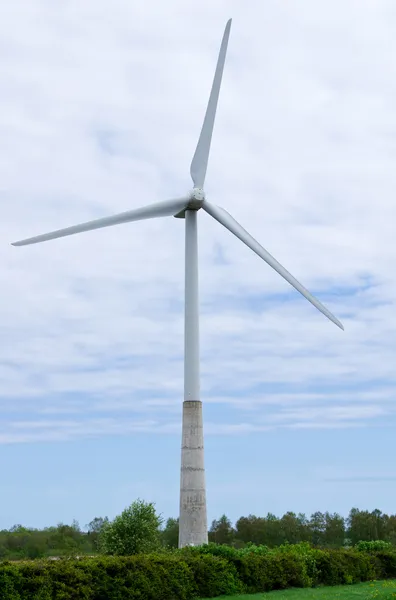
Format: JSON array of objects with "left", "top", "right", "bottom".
[{"left": 188, "top": 187, "right": 205, "bottom": 209}]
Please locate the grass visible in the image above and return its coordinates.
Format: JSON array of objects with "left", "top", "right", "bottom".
[{"left": 203, "top": 580, "right": 396, "bottom": 600}]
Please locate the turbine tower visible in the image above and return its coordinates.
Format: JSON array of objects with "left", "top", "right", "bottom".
[{"left": 11, "top": 19, "right": 344, "bottom": 548}]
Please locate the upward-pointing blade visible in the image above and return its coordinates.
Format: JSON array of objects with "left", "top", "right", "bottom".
[
  {"left": 11, "top": 197, "right": 189, "bottom": 246},
  {"left": 203, "top": 201, "right": 344, "bottom": 330},
  {"left": 190, "top": 19, "right": 232, "bottom": 189}
]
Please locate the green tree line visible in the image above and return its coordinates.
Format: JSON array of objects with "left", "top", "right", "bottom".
[
  {"left": 1, "top": 506, "right": 396, "bottom": 559},
  {"left": 163, "top": 509, "right": 396, "bottom": 549}
]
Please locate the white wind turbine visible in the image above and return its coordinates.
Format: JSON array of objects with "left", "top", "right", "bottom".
[{"left": 12, "top": 19, "right": 343, "bottom": 548}]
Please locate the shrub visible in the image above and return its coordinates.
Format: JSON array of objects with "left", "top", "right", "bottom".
[
  {"left": 313, "top": 548, "right": 381, "bottom": 586},
  {"left": 88, "top": 554, "right": 196, "bottom": 600},
  {"left": 183, "top": 554, "right": 241, "bottom": 597},
  {"left": 239, "top": 544, "right": 270, "bottom": 556},
  {"left": 0, "top": 566, "right": 22, "bottom": 600},
  {"left": 373, "top": 550, "right": 396, "bottom": 579},
  {"left": 355, "top": 540, "right": 394, "bottom": 553},
  {"left": 180, "top": 542, "right": 240, "bottom": 560},
  {"left": 99, "top": 499, "right": 163, "bottom": 556},
  {"left": 1, "top": 543, "right": 396, "bottom": 599}
]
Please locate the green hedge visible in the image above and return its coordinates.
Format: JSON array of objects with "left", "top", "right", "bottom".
[{"left": 0, "top": 544, "right": 396, "bottom": 599}]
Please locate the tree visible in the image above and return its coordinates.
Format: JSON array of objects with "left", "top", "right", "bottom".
[
  {"left": 324, "top": 512, "right": 345, "bottom": 547},
  {"left": 161, "top": 518, "right": 179, "bottom": 549},
  {"left": 347, "top": 508, "right": 386, "bottom": 544},
  {"left": 235, "top": 515, "right": 254, "bottom": 545},
  {"left": 235, "top": 514, "right": 274, "bottom": 546},
  {"left": 309, "top": 512, "right": 326, "bottom": 546},
  {"left": 209, "top": 515, "right": 235, "bottom": 545},
  {"left": 348, "top": 508, "right": 388, "bottom": 544},
  {"left": 296, "top": 513, "right": 311, "bottom": 543},
  {"left": 87, "top": 517, "right": 109, "bottom": 550},
  {"left": 385, "top": 514, "right": 396, "bottom": 544},
  {"left": 372, "top": 509, "right": 388, "bottom": 541},
  {"left": 279, "top": 512, "right": 301, "bottom": 545},
  {"left": 99, "top": 499, "right": 163, "bottom": 556}
]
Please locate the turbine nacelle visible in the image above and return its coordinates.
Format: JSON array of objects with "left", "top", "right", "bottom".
[
  {"left": 174, "top": 188, "right": 205, "bottom": 219},
  {"left": 188, "top": 187, "right": 205, "bottom": 209}
]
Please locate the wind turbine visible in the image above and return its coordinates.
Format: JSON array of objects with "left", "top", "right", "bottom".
[{"left": 12, "top": 18, "right": 343, "bottom": 548}]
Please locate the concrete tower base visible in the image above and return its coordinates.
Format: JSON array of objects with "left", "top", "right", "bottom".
[{"left": 178, "top": 400, "right": 208, "bottom": 548}]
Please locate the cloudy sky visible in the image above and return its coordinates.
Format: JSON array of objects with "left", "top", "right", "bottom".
[{"left": 1, "top": 0, "right": 396, "bottom": 530}]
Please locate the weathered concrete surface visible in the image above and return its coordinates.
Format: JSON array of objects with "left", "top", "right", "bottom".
[{"left": 178, "top": 400, "right": 208, "bottom": 547}]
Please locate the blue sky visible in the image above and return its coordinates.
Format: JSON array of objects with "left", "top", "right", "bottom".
[{"left": 1, "top": 0, "right": 396, "bottom": 530}]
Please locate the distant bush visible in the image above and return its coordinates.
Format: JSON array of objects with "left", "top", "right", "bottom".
[
  {"left": 355, "top": 540, "right": 394, "bottom": 552},
  {"left": 239, "top": 543, "right": 271, "bottom": 556}
]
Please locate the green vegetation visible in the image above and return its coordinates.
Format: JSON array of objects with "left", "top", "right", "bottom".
[
  {"left": 355, "top": 541, "right": 394, "bottom": 553},
  {"left": 2, "top": 502, "right": 396, "bottom": 598},
  {"left": 2, "top": 506, "right": 396, "bottom": 560},
  {"left": 0, "top": 521, "right": 95, "bottom": 560},
  {"left": 99, "top": 498, "right": 163, "bottom": 556},
  {"left": 1, "top": 542, "right": 396, "bottom": 599},
  {"left": 205, "top": 509, "right": 396, "bottom": 550},
  {"left": 204, "top": 579, "right": 396, "bottom": 599}
]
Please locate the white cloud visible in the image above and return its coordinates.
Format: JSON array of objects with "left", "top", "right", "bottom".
[{"left": 1, "top": 0, "right": 396, "bottom": 447}]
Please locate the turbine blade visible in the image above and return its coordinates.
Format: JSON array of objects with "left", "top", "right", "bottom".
[
  {"left": 12, "top": 197, "right": 189, "bottom": 246},
  {"left": 203, "top": 201, "right": 344, "bottom": 330},
  {"left": 190, "top": 19, "right": 232, "bottom": 188}
]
